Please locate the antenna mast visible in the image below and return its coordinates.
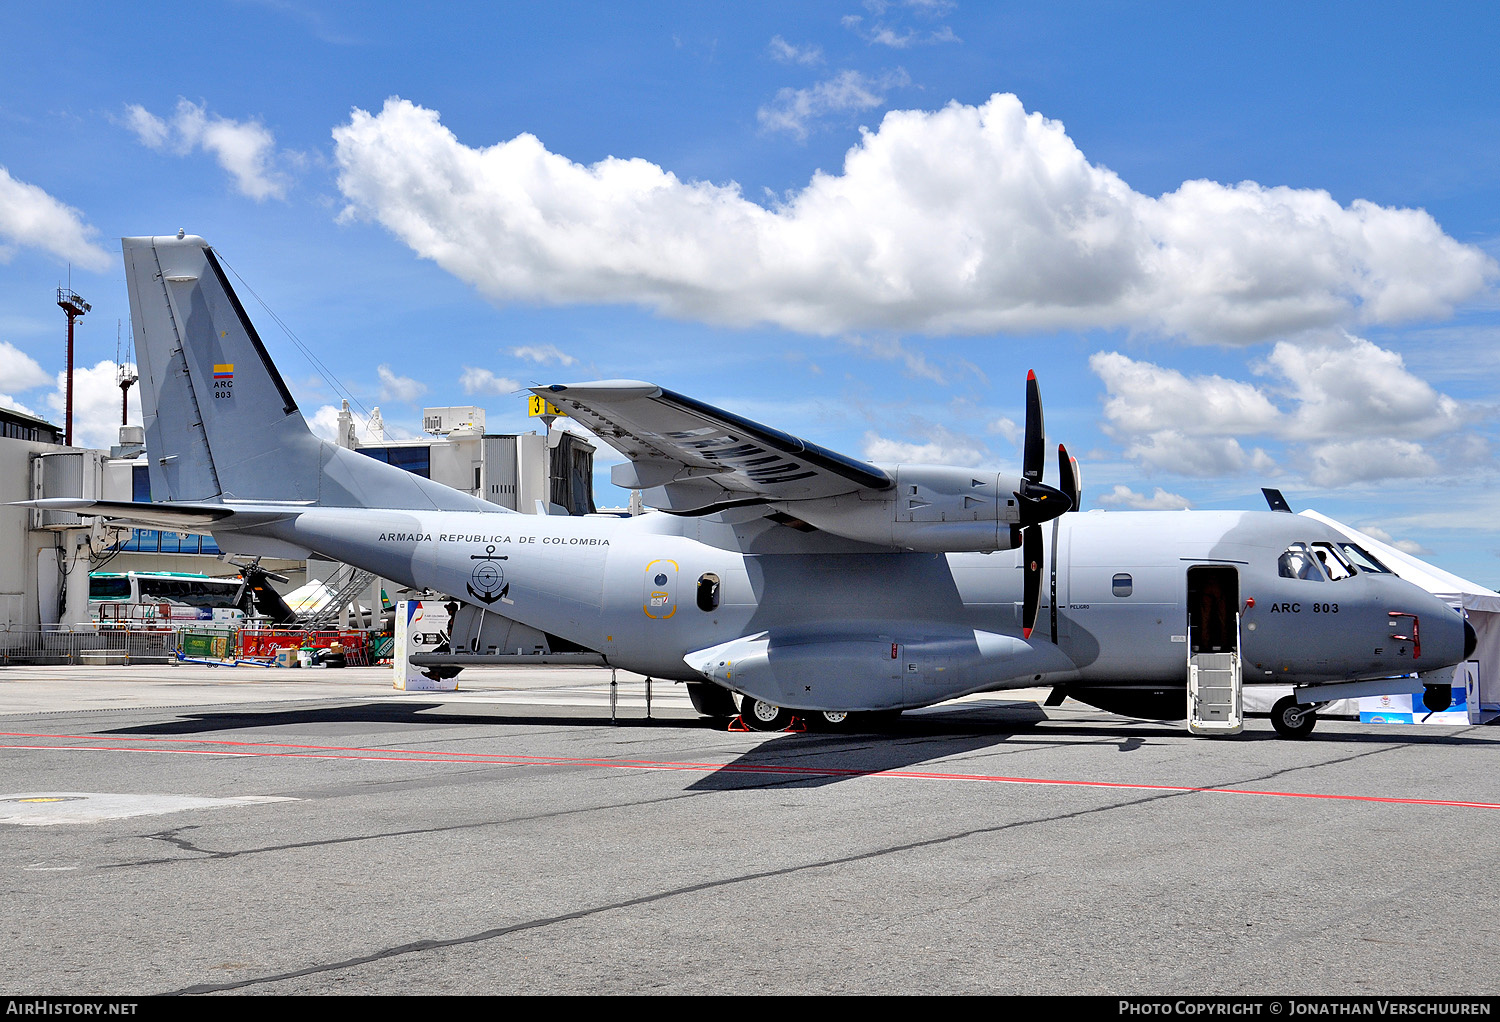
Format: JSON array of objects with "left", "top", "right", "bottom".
[{"left": 115, "top": 320, "right": 137, "bottom": 426}]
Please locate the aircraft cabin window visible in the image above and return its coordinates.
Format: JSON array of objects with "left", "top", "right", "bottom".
[
  {"left": 696, "top": 573, "right": 721, "bottom": 612},
  {"left": 1112, "top": 573, "right": 1133, "bottom": 597},
  {"left": 1278, "top": 543, "right": 1326, "bottom": 581}
]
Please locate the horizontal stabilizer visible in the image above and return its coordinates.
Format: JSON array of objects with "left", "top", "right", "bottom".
[{"left": 18, "top": 498, "right": 294, "bottom": 532}]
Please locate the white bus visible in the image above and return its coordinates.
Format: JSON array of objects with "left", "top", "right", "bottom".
[{"left": 89, "top": 571, "right": 247, "bottom": 627}]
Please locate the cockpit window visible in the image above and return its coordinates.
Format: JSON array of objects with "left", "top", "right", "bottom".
[
  {"left": 1310, "top": 542, "right": 1355, "bottom": 581},
  {"left": 1278, "top": 543, "right": 1326, "bottom": 581},
  {"left": 1338, "top": 543, "right": 1391, "bottom": 574}
]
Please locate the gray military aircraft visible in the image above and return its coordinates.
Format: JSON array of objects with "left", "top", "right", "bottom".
[{"left": 31, "top": 234, "right": 1478, "bottom": 738}]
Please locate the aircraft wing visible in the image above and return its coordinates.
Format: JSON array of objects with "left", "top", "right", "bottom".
[{"left": 532, "top": 381, "right": 892, "bottom": 511}]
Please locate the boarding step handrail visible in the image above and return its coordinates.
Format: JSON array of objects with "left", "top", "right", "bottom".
[{"left": 300, "top": 566, "right": 378, "bottom": 629}]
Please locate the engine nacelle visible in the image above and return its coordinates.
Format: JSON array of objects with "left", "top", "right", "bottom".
[{"left": 785, "top": 466, "right": 1028, "bottom": 552}]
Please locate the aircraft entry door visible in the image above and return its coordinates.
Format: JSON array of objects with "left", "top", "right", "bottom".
[{"left": 1186, "top": 565, "right": 1242, "bottom": 736}]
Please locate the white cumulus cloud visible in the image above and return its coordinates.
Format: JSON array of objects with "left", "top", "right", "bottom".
[
  {"left": 510, "top": 344, "right": 577, "bottom": 366},
  {"left": 125, "top": 99, "right": 292, "bottom": 201},
  {"left": 1091, "top": 352, "right": 1280, "bottom": 435},
  {"left": 1259, "top": 335, "right": 1466, "bottom": 440},
  {"left": 0, "top": 341, "right": 52, "bottom": 393},
  {"left": 376, "top": 364, "right": 426, "bottom": 403},
  {"left": 1357, "top": 524, "right": 1430, "bottom": 556},
  {"left": 460, "top": 367, "right": 521, "bottom": 395},
  {"left": 1091, "top": 336, "right": 1473, "bottom": 484},
  {"left": 307, "top": 403, "right": 370, "bottom": 445},
  {"left": 332, "top": 95, "right": 1493, "bottom": 342},
  {"left": 1096, "top": 484, "right": 1193, "bottom": 510},
  {"left": 1305, "top": 438, "right": 1437, "bottom": 488},
  {"left": 44, "top": 360, "right": 143, "bottom": 450},
  {"left": 0, "top": 167, "right": 111, "bottom": 271},
  {"left": 862, "top": 427, "right": 988, "bottom": 467}
]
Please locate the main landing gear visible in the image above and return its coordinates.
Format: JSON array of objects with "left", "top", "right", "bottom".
[
  {"left": 737, "top": 697, "right": 863, "bottom": 732},
  {"left": 740, "top": 696, "right": 794, "bottom": 732},
  {"left": 1270, "top": 695, "right": 1318, "bottom": 739}
]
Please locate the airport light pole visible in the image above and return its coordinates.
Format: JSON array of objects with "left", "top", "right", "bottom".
[{"left": 57, "top": 287, "right": 90, "bottom": 446}]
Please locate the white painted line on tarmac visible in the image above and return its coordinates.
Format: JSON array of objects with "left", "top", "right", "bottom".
[{"left": 0, "top": 792, "right": 297, "bottom": 826}]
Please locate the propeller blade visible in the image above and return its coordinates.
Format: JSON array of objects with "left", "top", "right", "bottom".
[
  {"left": 1023, "top": 369, "right": 1045, "bottom": 485},
  {"left": 1014, "top": 371, "right": 1073, "bottom": 528},
  {"left": 1022, "top": 524, "right": 1043, "bottom": 639},
  {"left": 1057, "top": 443, "right": 1081, "bottom": 511}
]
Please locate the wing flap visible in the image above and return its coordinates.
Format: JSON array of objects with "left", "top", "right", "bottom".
[{"left": 534, "top": 381, "right": 891, "bottom": 510}]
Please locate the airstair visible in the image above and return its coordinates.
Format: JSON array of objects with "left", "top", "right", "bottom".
[
  {"left": 300, "top": 565, "right": 378, "bottom": 629},
  {"left": 1186, "top": 565, "right": 1243, "bottom": 735},
  {"left": 1188, "top": 650, "right": 1242, "bottom": 734}
]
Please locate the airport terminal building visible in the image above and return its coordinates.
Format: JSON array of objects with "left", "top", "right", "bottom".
[{"left": 0, "top": 400, "right": 597, "bottom": 633}]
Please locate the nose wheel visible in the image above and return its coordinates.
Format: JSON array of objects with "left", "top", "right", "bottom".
[{"left": 1270, "top": 695, "right": 1318, "bottom": 739}]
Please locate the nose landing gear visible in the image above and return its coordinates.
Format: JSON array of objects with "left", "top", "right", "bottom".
[{"left": 1270, "top": 695, "right": 1318, "bottom": 738}]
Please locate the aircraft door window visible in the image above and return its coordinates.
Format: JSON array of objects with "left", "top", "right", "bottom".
[
  {"left": 696, "top": 573, "right": 721, "bottom": 612},
  {"left": 1277, "top": 543, "right": 1326, "bottom": 581}
]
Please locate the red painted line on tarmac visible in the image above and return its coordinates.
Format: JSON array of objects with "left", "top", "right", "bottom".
[{"left": 2, "top": 730, "right": 1497, "bottom": 810}]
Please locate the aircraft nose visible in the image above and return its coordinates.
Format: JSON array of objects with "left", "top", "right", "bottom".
[{"left": 1465, "top": 619, "right": 1478, "bottom": 660}]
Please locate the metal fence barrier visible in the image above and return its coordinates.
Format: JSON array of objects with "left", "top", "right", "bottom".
[
  {"left": 0, "top": 629, "right": 180, "bottom": 666},
  {"left": 0, "top": 627, "right": 390, "bottom": 667}
]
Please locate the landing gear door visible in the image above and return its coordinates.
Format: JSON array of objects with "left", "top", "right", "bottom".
[{"left": 1187, "top": 565, "right": 1242, "bottom": 735}]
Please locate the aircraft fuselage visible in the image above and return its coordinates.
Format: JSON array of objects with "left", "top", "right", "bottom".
[{"left": 222, "top": 503, "right": 1469, "bottom": 713}]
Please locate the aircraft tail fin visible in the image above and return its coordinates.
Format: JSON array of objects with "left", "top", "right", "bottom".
[{"left": 123, "top": 234, "right": 495, "bottom": 512}]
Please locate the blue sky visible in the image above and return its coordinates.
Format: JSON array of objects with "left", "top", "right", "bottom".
[{"left": 2, "top": 2, "right": 1498, "bottom": 581}]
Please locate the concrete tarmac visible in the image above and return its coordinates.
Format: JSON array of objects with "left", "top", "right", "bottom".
[{"left": 1, "top": 663, "right": 1497, "bottom": 997}]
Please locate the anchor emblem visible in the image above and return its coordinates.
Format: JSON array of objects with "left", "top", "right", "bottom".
[{"left": 467, "top": 545, "right": 509, "bottom": 605}]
